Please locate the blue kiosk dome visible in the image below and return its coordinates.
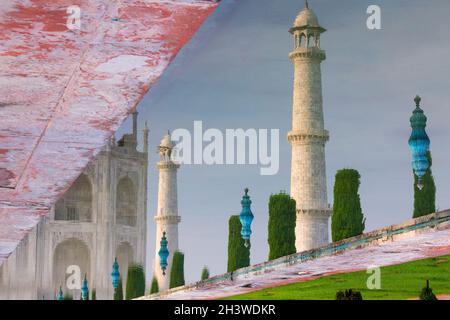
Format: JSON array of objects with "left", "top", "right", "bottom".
[
  {"left": 408, "top": 95, "right": 430, "bottom": 190},
  {"left": 158, "top": 231, "right": 169, "bottom": 275},
  {"left": 239, "top": 188, "right": 254, "bottom": 248},
  {"left": 111, "top": 257, "right": 120, "bottom": 290}
]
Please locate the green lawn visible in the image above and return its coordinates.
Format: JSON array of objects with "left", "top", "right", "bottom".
[{"left": 224, "top": 255, "right": 450, "bottom": 300}]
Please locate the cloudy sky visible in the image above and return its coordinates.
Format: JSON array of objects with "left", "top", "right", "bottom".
[{"left": 117, "top": 0, "right": 450, "bottom": 283}]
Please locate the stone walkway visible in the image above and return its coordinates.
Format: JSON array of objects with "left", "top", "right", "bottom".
[{"left": 142, "top": 212, "right": 450, "bottom": 300}]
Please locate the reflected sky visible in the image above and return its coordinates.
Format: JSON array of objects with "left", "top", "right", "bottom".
[{"left": 115, "top": 0, "right": 450, "bottom": 284}]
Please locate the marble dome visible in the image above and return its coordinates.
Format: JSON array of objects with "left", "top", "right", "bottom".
[
  {"left": 160, "top": 132, "right": 174, "bottom": 148},
  {"left": 294, "top": 7, "right": 320, "bottom": 28}
]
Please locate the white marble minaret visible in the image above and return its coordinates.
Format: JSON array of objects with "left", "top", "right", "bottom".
[
  {"left": 153, "top": 132, "right": 181, "bottom": 292},
  {"left": 288, "top": 1, "right": 331, "bottom": 252}
]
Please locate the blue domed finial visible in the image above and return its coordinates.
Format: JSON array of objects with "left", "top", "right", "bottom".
[
  {"left": 158, "top": 231, "right": 169, "bottom": 275},
  {"left": 111, "top": 257, "right": 120, "bottom": 289},
  {"left": 81, "top": 274, "right": 89, "bottom": 300},
  {"left": 57, "top": 286, "right": 64, "bottom": 300},
  {"left": 239, "top": 188, "right": 254, "bottom": 248},
  {"left": 408, "top": 95, "right": 430, "bottom": 190}
]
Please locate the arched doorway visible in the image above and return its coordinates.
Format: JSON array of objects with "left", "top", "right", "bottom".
[
  {"left": 55, "top": 174, "right": 93, "bottom": 222},
  {"left": 116, "top": 177, "right": 137, "bottom": 226},
  {"left": 116, "top": 242, "right": 134, "bottom": 287},
  {"left": 53, "top": 238, "right": 90, "bottom": 299}
]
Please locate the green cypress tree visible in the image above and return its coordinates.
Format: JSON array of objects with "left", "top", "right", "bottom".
[
  {"left": 336, "top": 289, "right": 363, "bottom": 300},
  {"left": 169, "top": 251, "right": 185, "bottom": 289},
  {"left": 125, "top": 264, "right": 145, "bottom": 300},
  {"left": 268, "top": 193, "right": 296, "bottom": 260},
  {"left": 150, "top": 276, "right": 159, "bottom": 294},
  {"left": 201, "top": 266, "right": 210, "bottom": 281},
  {"left": 91, "top": 288, "right": 96, "bottom": 300},
  {"left": 227, "top": 215, "right": 250, "bottom": 272},
  {"left": 63, "top": 292, "right": 73, "bottom": 300},
  {"left": 419, "top": 280, "right": 438, "bottom": 300},
  {"left": 114, "top": 278, "right": 124, "bottom": 300},
  {"left": 332, "top": 169, "right": 365, "bottom": 242},
  {"left": 413, "top": 152, "right": 436, "bottom": 218}
]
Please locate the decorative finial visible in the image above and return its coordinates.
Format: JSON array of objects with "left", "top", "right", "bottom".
[
  {"left": 305, "top": 0, "right": 309, "bottom": 9},
  {"left": 239, "top": 188, "right": 253, "bottom": 248},
  {"left": 158, "top": 231, "right": 169, "bottom": 276},
  {"left": 81, "top": 274, "right": 89, "bottom": 300},
  {"left": 414, "top": 95, "right": 421, "bottom": 108},
  {"left": 409, "top": 94, "right": 430, "bottom": 191},
  {"left": 167, "top": 129, "right": 170, "bottom": 136},
  {"left": 57, "top": 286, "right": 64, "bottom": 300}
]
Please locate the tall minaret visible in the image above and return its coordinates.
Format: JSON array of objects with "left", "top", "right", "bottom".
[
  {"left": 153, "top": 131, "right": 181, "bottom": 292},
  {"left": 288, "top": 1, "right": 331, "bottom": 252}
]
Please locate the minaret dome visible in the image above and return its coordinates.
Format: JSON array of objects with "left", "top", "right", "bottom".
[{"left": 290, "top": 1, "right": 326, "bottom": 50}]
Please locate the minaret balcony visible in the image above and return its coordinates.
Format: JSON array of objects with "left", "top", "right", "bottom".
[
  {"left": 296, "top": 208, "right": 332, "bottom": 219},
  {"left": 154, "top": 215, "right": 181, "bottom": 224},
  {"left": 289, "top": 47, "right": 326, "bottom": 61},
  {"left": 287, "top": 130, "right": 329, "bottom": 144},
  {"left": 157, "top": 161, "right": 180, "bottom": 170}
]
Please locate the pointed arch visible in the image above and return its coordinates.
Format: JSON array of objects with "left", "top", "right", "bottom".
[
  {"left": 55, "top": 174, "right": 93, "bottom": 221},
  {"left": 116, "top": 177, "right": 137, "bottom": 226},
  {"left": 53, "top": 238, "right": 90, "bottom": 298},
  {"left": 307, "top": 33, "right": 315, "bottom": 47},
  {"left": 300, "top": 33, "right": 306, "bottom": 47}
]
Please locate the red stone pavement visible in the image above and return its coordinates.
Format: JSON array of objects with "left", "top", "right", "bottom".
[{"left": 0, "top": 0, "right": 219, "bottom": 264}]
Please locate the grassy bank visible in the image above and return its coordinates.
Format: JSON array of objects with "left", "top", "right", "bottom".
[{"left": 224, "top": 255, "right": 450, "bottom": 300}]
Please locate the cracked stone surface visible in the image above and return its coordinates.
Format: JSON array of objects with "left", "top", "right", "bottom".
[{"left": 0, "top": 0, "right": 219, "bottom": 265}]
